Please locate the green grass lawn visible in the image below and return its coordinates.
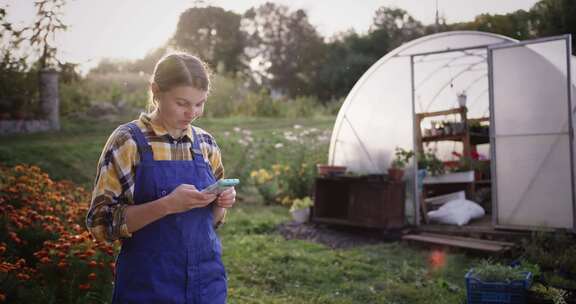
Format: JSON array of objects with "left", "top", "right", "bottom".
[
  {"left": 0, "top": 115, "right": 477, "bottom": 303},
  {"left": 220, "top": 202, "right": 473, "bottom": 303},
  {"left": 0, "top": 115, "right": 336, "bottom": 188}
]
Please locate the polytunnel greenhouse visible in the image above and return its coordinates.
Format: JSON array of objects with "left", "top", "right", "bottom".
[{"left": 328, "top": 31, "right": 575, "bottom": 231}]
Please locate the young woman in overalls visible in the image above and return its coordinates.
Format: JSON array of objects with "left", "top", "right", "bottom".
[{"left": 86, "top": 53, "right": 236, "bottom": 303}]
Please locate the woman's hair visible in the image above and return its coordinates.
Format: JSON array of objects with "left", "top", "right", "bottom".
[{"left": 147, "top": 52, "right": 211, "bottom": 112}]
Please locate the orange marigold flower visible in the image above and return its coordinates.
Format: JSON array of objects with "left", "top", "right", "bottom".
[
  {"left": 39, "top": 257, "right": 51, "bottom": 264},
  {"left": 16, "top": 273, "right": 31, "bottom": 281},
  {"left": 87, "top": 272, "right": 97, "bottom": 281},
  {"left": 57, "top": 261, "right": 68, "bottom": 269},
  {"left": 0, "top": 245, "right": 6, "bottom": 255},
  {"left": 88, "top": 261, "right": 98, "bottom": 268},
  {"left": 8, "top": 232, "right": 21, "bottom": 244},
  {"left": 78, "top": 284, "right": 91, "bottom": 290}
]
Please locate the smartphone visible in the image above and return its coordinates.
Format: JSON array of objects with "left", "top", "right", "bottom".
[{"left": 201, "top": 178, "right": 240, "bottom": 194}]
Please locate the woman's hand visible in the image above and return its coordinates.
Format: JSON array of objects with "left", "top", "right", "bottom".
[
  {"left": 164, "top": 184, "right": 217, "bottom": 215},
  {"left": 216, "top": 187, "right": 236, "bottom": 209}
]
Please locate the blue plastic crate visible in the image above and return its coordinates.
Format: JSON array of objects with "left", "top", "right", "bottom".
[{"left": 465, "top": 269, "right": 532, "bottom": 304}]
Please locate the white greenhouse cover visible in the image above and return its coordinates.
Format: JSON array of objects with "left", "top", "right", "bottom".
[{"left": 329, "top": 31, "right": 576, "bottom": 229}]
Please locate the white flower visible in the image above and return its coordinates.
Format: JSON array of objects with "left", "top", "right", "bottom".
[
  {"left": 242, "top": 129, "right": 252, "bottom": 135},
  {"left": 224, "top": 131, "right": 230, "bottom": 137},
  {"left": 293, "top": 124, "right": 302, "bottom": 129},
  {"left": 274, "top": 143, "right": 284, "bottom": 149},
  {"left": 233, "top": 127, "right": 241, "bottom": 132}
]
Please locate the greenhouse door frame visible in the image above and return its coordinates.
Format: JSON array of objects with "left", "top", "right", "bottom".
[
  {"left": 409, "top": 34, "right": 575, "bottom": 231},
  {"left": 409, "top": 43, "right": 493, "bottom": 227},
  {"left": 487, "top": 34, "right": 575, "bottom": 231}
]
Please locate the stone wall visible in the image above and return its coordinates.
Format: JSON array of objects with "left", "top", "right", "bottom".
[{"left": 0, "top": 120, "right": 53, "bottom": 135}]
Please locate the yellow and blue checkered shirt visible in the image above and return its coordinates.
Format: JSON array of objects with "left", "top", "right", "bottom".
[{"left": 86, "top": 113, "right": 225, "bottom": 243}]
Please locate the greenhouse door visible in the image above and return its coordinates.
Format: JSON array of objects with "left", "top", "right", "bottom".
[{"left": 488, "top": 35, "right": 574, "bottom": 230}]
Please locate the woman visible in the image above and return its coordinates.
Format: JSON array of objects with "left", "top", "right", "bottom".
[{"left": 86, "top": 53, "right": 236, "bottom": 303}]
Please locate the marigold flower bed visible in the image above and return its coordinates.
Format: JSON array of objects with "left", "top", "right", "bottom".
[{"left": 0, "top": 164, "right": 118, "bottom": 303}]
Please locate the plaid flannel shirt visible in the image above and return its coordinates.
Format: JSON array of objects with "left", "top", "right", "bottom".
[{"left": 86, "top": 113, "right": 225, "bottom": 243}]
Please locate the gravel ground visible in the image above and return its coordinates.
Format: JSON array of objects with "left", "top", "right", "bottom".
[{"left": 278, "top": 221, "right": 403, "bottom": 249}]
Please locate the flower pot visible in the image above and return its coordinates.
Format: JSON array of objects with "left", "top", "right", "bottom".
[
  {"left": 291, "top": 207, "right": 310, "bottom": 223},
  {"left": 316, "top": 164, "right": 347, "bottom": 177},
  {"left": 388, "top": 167, "right": 404, "bottom": 181}
]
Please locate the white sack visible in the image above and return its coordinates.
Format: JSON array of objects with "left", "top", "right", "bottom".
[{"left": 427, "top": 199, "right": 485, "bottom": 226}]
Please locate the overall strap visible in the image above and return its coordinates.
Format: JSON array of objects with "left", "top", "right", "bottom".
[
  {"left": 126, "top": 122, "right": 154, "bottom": 162},
  {"left": 190, "top": 127, "right": 217, "bottom": 182},
  {"left": 190, "top": 127, "right": 207, "bottom": 164}
]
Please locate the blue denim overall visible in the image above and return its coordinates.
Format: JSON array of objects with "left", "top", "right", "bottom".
[{"left": 112, "top": 122, "right": 227, "bottom": 304}]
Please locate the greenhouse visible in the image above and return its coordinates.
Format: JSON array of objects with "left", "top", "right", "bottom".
[{"left": 329, "top": 31, "right": 575, "bottom": 231}]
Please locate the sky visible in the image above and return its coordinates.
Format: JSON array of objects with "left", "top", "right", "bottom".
[{"left": 1, "top": 0, "right": 540, "bottom": 74}]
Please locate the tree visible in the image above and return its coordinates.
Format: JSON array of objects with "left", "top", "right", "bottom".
[
  {"left": 30, "top": 0, "right": 68, "bottom": 70},
  {"left": 449, "top": 10, "right": 535, "bottom": 41},
  {"left": 314, "top": 8, "right": 425, "bottom": 101},
  {"left": 369, "top": 7, "right": 425, "bottom": 53},
  {"left": 315, "top": 32, "right": 376, "bottom": 101},
  {"left": 530, "top": 0, "right": 576, "bottom": 51},
  {"left": 241, "top": 2, "right": 325, "bottom": 97},
  {"left": 0, "top": 6, "right": 37, "bottom": 117},
  {"left": 171, "top": 6, "right": 245, "bottom": 73}
]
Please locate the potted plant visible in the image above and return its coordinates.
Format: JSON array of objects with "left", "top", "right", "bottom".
[
  {"left": 417, "top": 149, "right": 445, "bottom": 177},
  {"left": 388, "top": 147, "right": 414, "bottom": 181},
  {"left": 466, "top": 260, "right": 534, "bottom": 304},
  {"left": 528, "top": 283, "right": 570, "bottom": 304},
  {"left": 289, "top": 197, "right": 313, "bottom": 223},
  {"left": 469, "top": 120, "right": 490, "bottom": 136}
]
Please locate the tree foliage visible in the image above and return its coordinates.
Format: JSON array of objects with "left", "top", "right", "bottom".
[
  {"left": 241, "top": 2, "right": 325, "bottom": 97},
  {"left": 30, "top": 0, "right": 68, "bottom": 70},
  {"left": 171, "top": 6, "right": 245, "bottom": 73}
]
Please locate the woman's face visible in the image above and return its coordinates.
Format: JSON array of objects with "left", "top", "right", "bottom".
[{"left": 155, "top": 84, "right": 208, "bottom": 131}]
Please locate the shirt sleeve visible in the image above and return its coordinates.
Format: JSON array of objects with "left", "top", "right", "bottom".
[
  {"left": 195, "top": 127, "right": 225, "bottom": 180},
  {"left": 86, "top": 126, "right": 137, "bottom": 243}
]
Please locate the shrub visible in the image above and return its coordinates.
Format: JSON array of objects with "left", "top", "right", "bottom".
[
  {"left": 239, "top": 126, "right": 329, "bottom": 206},
  {"left": 204, "top": 74, "right": 246, "bottom": 118}
]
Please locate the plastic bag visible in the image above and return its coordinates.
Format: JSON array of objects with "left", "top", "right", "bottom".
[{"left": 427, "top": 199, "right": 485, "bottom": 226}]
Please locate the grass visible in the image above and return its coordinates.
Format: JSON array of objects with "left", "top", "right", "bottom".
[
  {"left": 220, "top": 202, "right": 473, "bottom": 303},
  {"left": 0, "top": 115, "right": 336, "bottom": 188},
  {"left": 0, "top": 115, "right": 479, "bottom": 303}
]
